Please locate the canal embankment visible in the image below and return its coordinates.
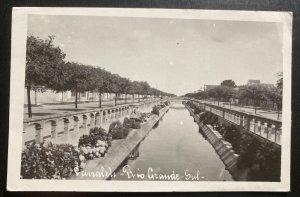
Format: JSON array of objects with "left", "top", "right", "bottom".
[
  {"left": 70, "top": 105, "right": 171, "bottom": 180},
  {"left": 184, "top": 103, "right": 248, "bottom": 181}
]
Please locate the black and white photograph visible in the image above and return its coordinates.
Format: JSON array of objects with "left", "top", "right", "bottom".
[{"left": 7, "top": 8, "right": 292, "bottom": 191}]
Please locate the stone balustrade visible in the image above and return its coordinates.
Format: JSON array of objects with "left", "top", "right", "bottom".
[
  {"left": 188, "top": 99, "right": 282, "bottom": 146},
  {"left": 22, "top": 100, "right": 161, "bottom": 148}
]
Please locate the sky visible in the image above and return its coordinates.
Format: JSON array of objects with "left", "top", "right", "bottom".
[{"left": 27, "top": 15, "right": 283, "bottom": 96}]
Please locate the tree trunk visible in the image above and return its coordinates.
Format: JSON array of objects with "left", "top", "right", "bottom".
[
  {"left": 27, "top": 85, "right": 32, "bottom": 118},
  {"left": 277, "top": 103, "right": 280, "bottom": 120},
  {"left": 115, "top": 93, "right": 117, "bottom": 106},
  {"left": 99, "top": 88, "right": 102, "bottom": 108},
  {"left": 254, "top": 101, "right": 257, "bottom": 114},
  {"left": 61, "top": 91, "right": 64, "bottom": 103},
  {"left": 125, "top": 93, "right": 127, "bottom": 104},
  {"left": 34, "top": 89, "right": 37, "bottom": 106},
  {"left": 218, "top": 99, "right": 219, "bottom": 106},
  {"left": 132, "top": 94, "right": 134, "bottom": 103},
  {"left": 75, "top": 88, "right": 78, "bottom": 109}
]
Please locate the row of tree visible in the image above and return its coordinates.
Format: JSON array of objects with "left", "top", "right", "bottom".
[
  {"left": 184, "top": 79, "right": 283, "bottom": 119},
  {"left": 26, "top": 35, "right": 175, "bottom": 117}
]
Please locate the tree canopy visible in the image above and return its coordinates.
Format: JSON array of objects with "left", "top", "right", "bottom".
[
  {"left": 220, "top": 79, "right": 237, "bottom": 88},
  {"left": 25, "top": 35, "right": 175, "bottom": 116}
]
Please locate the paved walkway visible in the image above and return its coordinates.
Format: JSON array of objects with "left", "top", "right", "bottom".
[
  {"left": 201, "top": 100, "right": 282, "bottom": 121},
  {"left": 23, "top": 99, "right": 152, "bottom": 119}
]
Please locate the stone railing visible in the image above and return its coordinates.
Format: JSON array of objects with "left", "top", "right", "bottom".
[
  {"left": 187, "top": 99, "right": 282, "bottom": 146},
  {"left": 22, "top": 99, "right": 161, "bottom": 147}
]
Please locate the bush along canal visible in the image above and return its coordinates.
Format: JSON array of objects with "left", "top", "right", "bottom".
[
  {"left": 111, "top": 101, "right": 233, "bottom": 181},
  {"left": 183, "top": 100, "right": 281, "bottom": 182}
]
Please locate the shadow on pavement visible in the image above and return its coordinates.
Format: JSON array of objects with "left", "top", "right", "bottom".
[
  {"left": 25, "top": 113, "right": 55, "bottom": 116},
  {"left": 52, "top": 108, "right": 88, "bottom": 112}
]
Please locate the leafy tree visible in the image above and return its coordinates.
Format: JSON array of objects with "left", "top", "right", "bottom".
[
  {"left": 140, "top": 81, "right": 151, "bottom": 100},
  {"left": 276, "top": 72, "right": 283, "bottom": 94},
  {"left": 239, "top": 84, "right": 268, "bottom": 114},
  {"left": 131, "top": 81, "right": 143, "bottom": 102},
  {"left": 63, "top": 62, "right": 92, "bottom": 108},
  {"left": 45, "top": 62, "right": 72, "bottom": 103},
  {"left": 31, "top": 85, "right": 46, "bottom": 106},
  {"left": 26, "top": 35, "right": 65, "bottom": 117},
  {"left": 88, "top": 67, "right": 108, "bottom": 108},
  {"left": 118, "top": 78, "right": 132, "bottom": 104},
  {"left": 220, "top": 79, "right": 237, "bottom": 88},
  {"left": 265, "top": 86, "right": 282, "bottom": 120},
  {"left": 108, "top": 74, "right": 122, "bottom": 106},
  {"left": 207, "top": 86, "right": 236, "bottom": 106}
]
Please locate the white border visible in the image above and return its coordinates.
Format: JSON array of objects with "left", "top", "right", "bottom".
[{"left": 7, "top": 7, "right": 292, "bottom": 192}]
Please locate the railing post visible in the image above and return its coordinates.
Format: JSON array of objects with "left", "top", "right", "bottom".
[
  {"left": 254, "top": 120, "right": 258, "bottom": 134},
  {"left": 64, "top": 118, "right": 70, "bottom": 138},
  {"left": 35, "top": 124, "right": 43, "bottom": 144},
  {"left": 90, "top": 113, "right": 95, "bottom": 128},
  {"left": 51, "top": 121, "right": 57, "bottom": 143},
  {"left": 22, "top": 130, "right": 26, "bottom": 147},
  {"left": 82, "top": 115, "right": 88, "bottom": 135},
  {"left": 239, "top": 115, "right": 243, "bottom": 127},
  {"left": 267, "top": 123, "right": 272, "bottom": 140},
  {"left": 246, "top": 115, "right": 251, "bottom": 131},
  {"left": 95, "top": 113, "right": 100, "bottom": 126},
  {"left": 74, "top": 116, "right": 79, "bottom": 133},
  {"left": 275, "top": 125, "right": 281, "bottom": 144}
]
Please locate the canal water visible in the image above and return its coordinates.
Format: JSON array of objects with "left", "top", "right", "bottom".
[{"left": 111, "top": 102, "right": 233, "bottom": 181}]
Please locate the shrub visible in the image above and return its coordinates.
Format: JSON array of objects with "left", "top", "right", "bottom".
[
  {"left": 109, "top": 121, "right": 129, "bottom": 139},
  {"left": 194, "top": 108, "right": 201, "bottom": 114},
  {"left": 78, "top": 127, "right": 110, "bottom": 160},
  {"left": 131, "top": 119, "right": 141, "bottom": 129},
  {"left": 78, "top": 134, "right": 94, "bottom": 147},
  {"left": 21, "top": 142, "right": 82, "bottom": 179},
  {"left": 123, "top": 117, "right": 141, "bottom": 129},
  {"left": 164, "top": 100, "right": 170, "bottom": 106},
  {"left": 123, "top": 117, "right": 132, "bottom": 129},
  {"left": 90, "top": 127, "right": 107, "bottom": 138},
  {"left": 152, "top": 106, "right": 160, "bottom": 116}
]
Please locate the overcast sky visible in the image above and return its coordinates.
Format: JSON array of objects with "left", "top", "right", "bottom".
[{"left": 28, "top": 15, "right": 283, "bottom": 96}]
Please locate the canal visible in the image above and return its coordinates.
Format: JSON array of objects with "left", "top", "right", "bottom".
[{"left": 111, "top": 101, "right": 233, "bottom": 181}]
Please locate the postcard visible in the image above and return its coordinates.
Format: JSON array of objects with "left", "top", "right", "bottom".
[{"left": 7, "top": 7, "right": 292, "bottom": 191}]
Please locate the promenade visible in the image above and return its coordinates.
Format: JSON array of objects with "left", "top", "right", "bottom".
[
  {"left": 23, "top": 98, "right": 151, "bottom": 119},
  {"left": 201, "top": 100, "right": 282, "bottom": 121}
]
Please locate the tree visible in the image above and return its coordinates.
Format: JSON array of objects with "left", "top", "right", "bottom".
[
  {"left": 140, "top": 81, "right": 151, "bottom": 100},
  {"left": 63, "top": 62, "right": 92, "bottom": 109},
  {"left": 108, "top": 74, "right": 122, "bottom": 106},
  {"left": 31, "top": 85, "right": 46, "bottom": 105},
  {"left": 88, "top": 67, "right": 107, "bottom": 108},
  {"left": 118, "top": 78, "right": 132, "bottom": 104},
  {"left": 26, "top": 35, "right": 65, "bottom": 117},
  {"left": 220, "top": 79, "right": 237, "bottom": 88},
  {"left": 239, "top": 84, "right": 268, "bottom": 114},
  {"left": 131, "top": 81, "right": 143, "bottom": 102},
  {"left": 265, "top": 86, "right": 282, "bottom": 120},
  {"left": 44, "top": 62, "right": 72, "bottom": 103},
  {"left": 207, "top": 86, "right": 236, "bottom": 106},
  {"left": 276, "top": 72, "right": 283, "bottom": 94}
]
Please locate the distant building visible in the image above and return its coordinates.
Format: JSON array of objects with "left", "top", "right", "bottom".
[
  {"left": 204, "top": 85, "right": 218, "bottom": 91},
  {"left": 247, "top": 80, "right": 260, "bottom": 85},
  {"left": 246, "top": 80, "right": 275, "bottom": 88}
]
